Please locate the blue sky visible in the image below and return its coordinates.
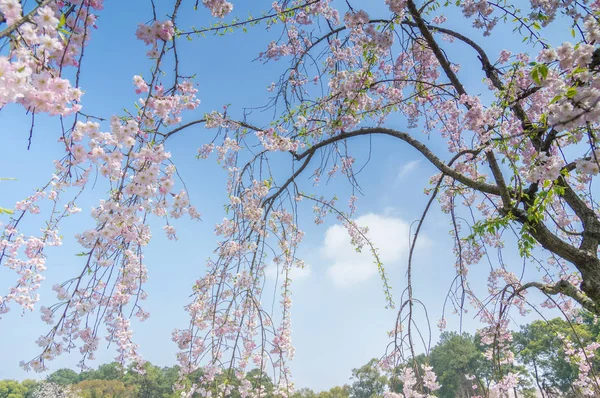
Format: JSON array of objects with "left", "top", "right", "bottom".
[{"left": 0, "top": 0, "right": 570, "bottom": 391}]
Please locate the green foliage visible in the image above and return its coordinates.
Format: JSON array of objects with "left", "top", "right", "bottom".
[
  {"left": 46, "top": 369, "right": 79, "bottom": 386},
  {"left": 349, "top": 359, "right": 387, "bottom": 398},
  {"left": 530, "top": 63, "right": 549, "bottom": 86},
  {"left": 292, "top": 385, "right": 350, "bottom": 398},
  {"left": 73, "top": 379, "right": 134, "bottom": 398},
  {"left": 291, "top": 387, "right": 317, "bottom": 398},
  {"left": 317, "top": 385, "right": 351, "bottom": 398},
  {"left": 429, "top": 332, "right": 488, "bottom": 398},
  {"left": 0, "top": 207, "right": 14, "bottom": 215},
  {"left": 121, "top": 362, "right": 182, "bottom": 397},
  {"left": 513, "top": 317, "right": 597, "bottom": 396},
  {"left": 246, "top": 368, "right": 274, "bottom": 396},
  {"left": 0, "top": 380, "right": 29, "bottom": 398},
  {"left": 79, "top": 362, "right": 124, "bottom": 382},
  {"left": 0, "top": 379, "right": 40, "bottom": 398}
]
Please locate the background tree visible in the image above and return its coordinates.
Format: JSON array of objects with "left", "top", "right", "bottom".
[
  {"left": 349, "top": 359, "right": 388, "bottom": 398},
  {"left": 80, "top": 363, "right": 123, "bottom": 382},
  {"left": 291, "top": 388, "right": 317, "bottom": 398},
  {"left": 46, "top": 369, "right": 79, "bottom": 387},
  {"left": 514, "top": 318, "right": 598, "bottom": 397},
  {"left": 428, "top": 332, "right": 488, "bottom": 398},
  {"left": 317, "top": 385, "right": 351, "bottom": 398},
  {"left": 30, "top": 382, "right": 79, "bottom": 398},
  {"left": 0, "top": 380, "right": 28, "bottom": 398},
  {"left": 21, "top": 381, "right": 39, "bottom": 398},
  {"left": 246, "top": 368, "right": 274, "bottom": 397},
  {"left": 121, "top": 362, "right": 164, "bottom": 398},
  {"left": 72, "top": 379, "right": 133, "bottom": 398}
]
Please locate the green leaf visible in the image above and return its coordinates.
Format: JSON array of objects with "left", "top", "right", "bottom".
[
  {"left": 549, "top": 94, "right": 562, "bottom": 104},
  {"left": 530, "top": 64, "right": 549, "bottom": 86},
  {"left": 531, "top": 68, "right": 540, "bottom": 86},
  {"left": 539, "top": 64, "right": 548, "bottom": 80}
]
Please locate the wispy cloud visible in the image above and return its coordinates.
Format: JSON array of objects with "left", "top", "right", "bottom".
[{"left": 397, "top": 160, "right": 421, "bottom": 181}]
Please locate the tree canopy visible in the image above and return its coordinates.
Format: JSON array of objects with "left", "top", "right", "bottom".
[{"left": 2, "top": 0, "right": 600, "bottom": 396}]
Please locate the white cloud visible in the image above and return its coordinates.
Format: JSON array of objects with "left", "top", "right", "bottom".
[
  {"left": 322, "top": 213, "right": 419, "bottom": 288},
  {"left": 265, "top": 263, "right": 312, "bottom": 282},
  {"left": 397, "top": 160, "right": 421, "bottom": 181}
]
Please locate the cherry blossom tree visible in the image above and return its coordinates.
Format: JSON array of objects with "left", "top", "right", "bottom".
[
  {"left": 31, "top": 381, "right": 80, "bottom": 398},
  {"left": 2, "top": 0, "right": 600, "bottom": 396}
]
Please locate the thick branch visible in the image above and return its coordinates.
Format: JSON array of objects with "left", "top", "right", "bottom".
[
  {"left": 556, "top": 175, "right": 600, "bottom": 254},
  {"left": 295, "top": 127, "right": 501, "bottom": 195},
  {"left": 405, "top": 9, "right": 600, "bottom": 289},
  {"left": 405, "top": 1, "right": 467, "bottom": 97},
  {"left": 486, "top": 151, "right": 512, "bottom": 209},
  {"left": 510, "top": 208, "right": 600, "bottom": 306},
  {"left": 413, "top": 18, "right": 593, "bottom": 228},
  {"left": 517, "top": 280, "right": 598, "bottom": 314}
]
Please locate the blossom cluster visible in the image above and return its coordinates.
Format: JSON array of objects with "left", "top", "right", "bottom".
[
  {"left": 0, "top": 1, "right": 102, "bottom": 114},
  {"left": 562, "top": 336, "right": 600, "bottom": 396},
  {"left": 202, "top": 0, "right": 233, "bottom": 18},
  {"left": 5, "top": 29, "right": 203, "bottom": 368},
  {"left": 135, "top": 20, "right": 175, "bottom": 58}
]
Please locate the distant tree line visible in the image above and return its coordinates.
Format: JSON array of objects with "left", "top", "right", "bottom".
[{"left": 2, "top": 316, "right": 600, "bottom": 397}]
